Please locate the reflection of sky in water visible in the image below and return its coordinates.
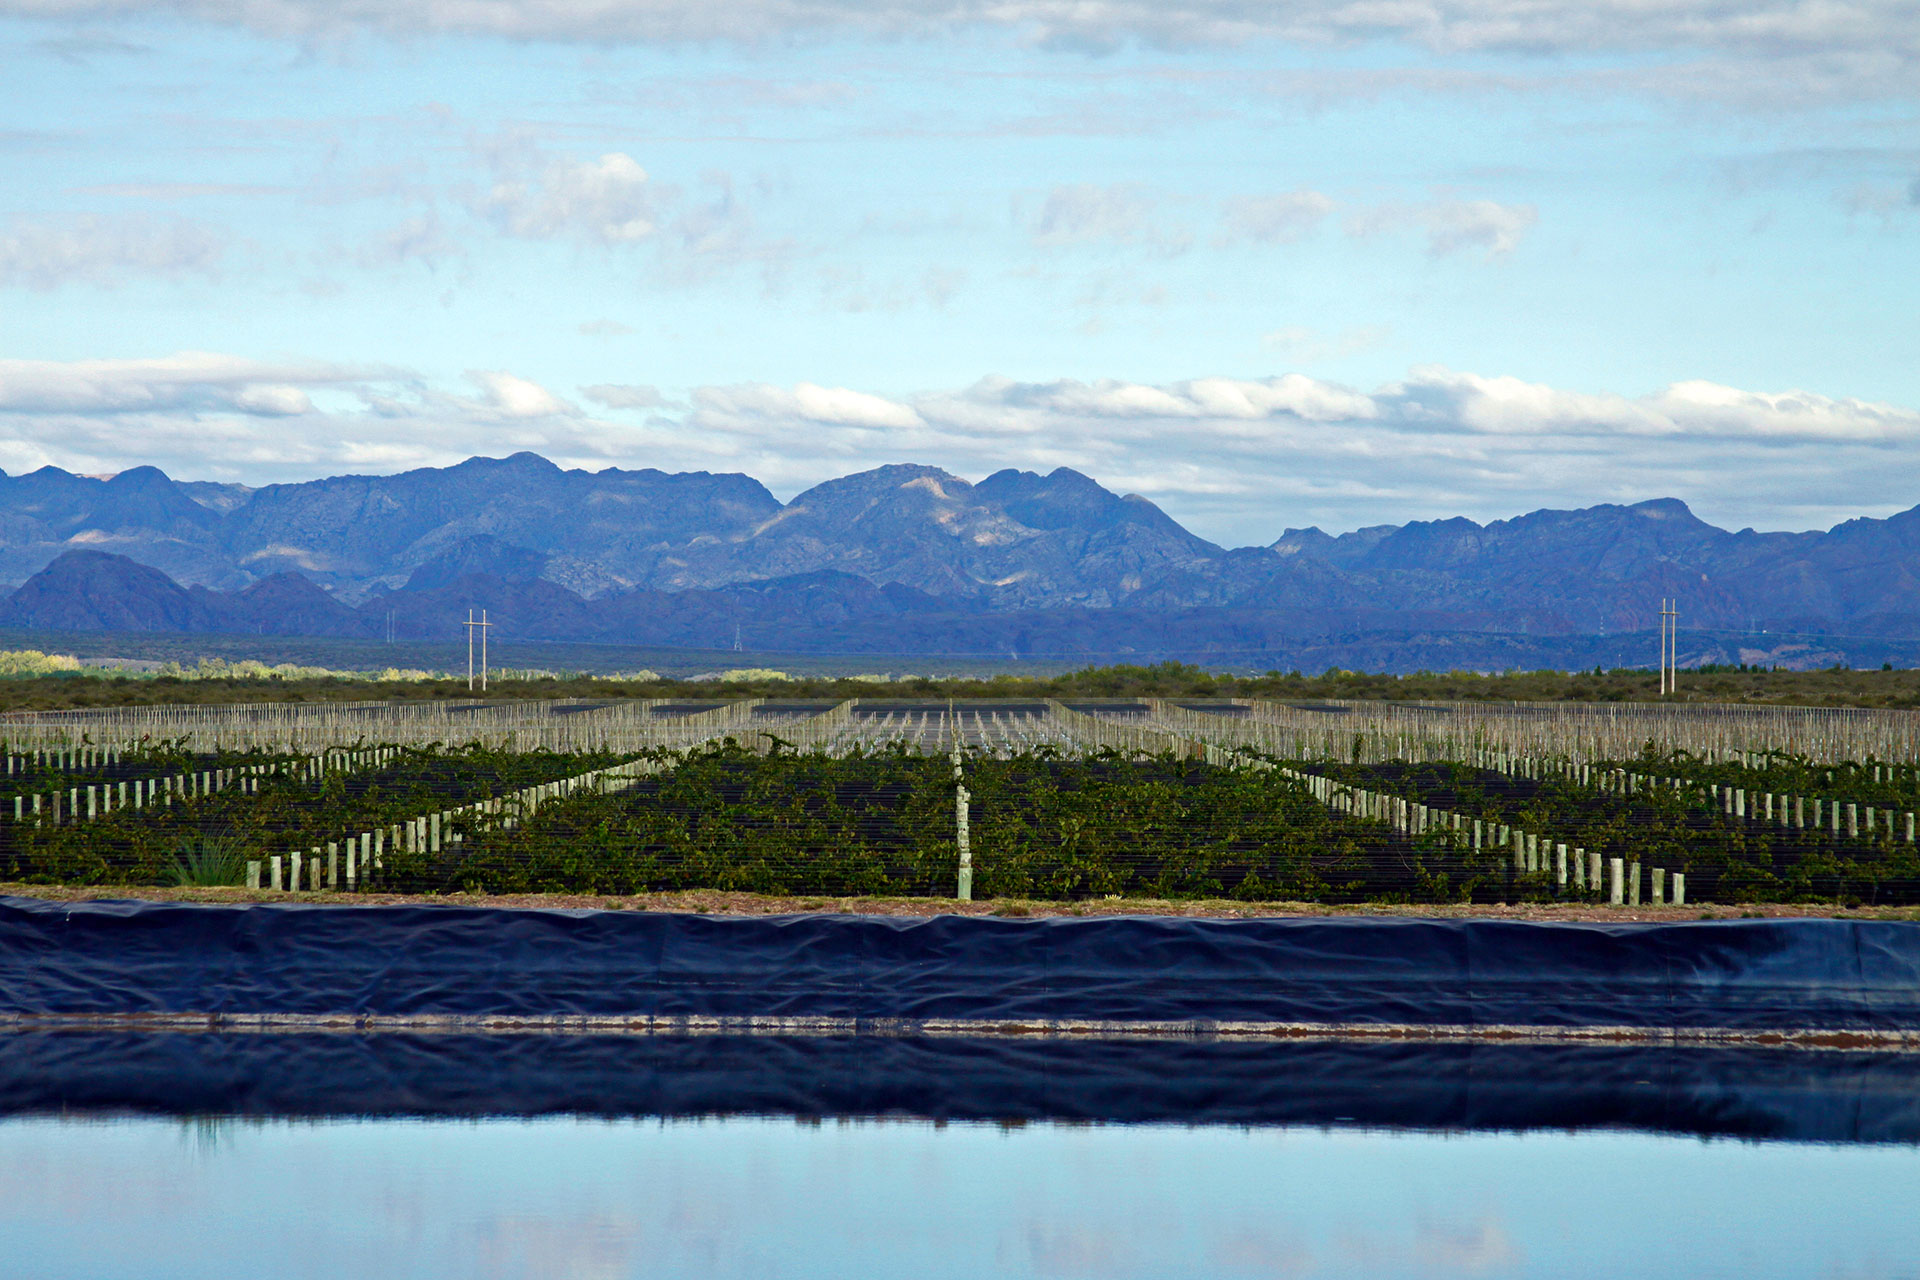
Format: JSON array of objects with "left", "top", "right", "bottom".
[{"left": 2, "top": 1118, "right": 1916, "bottom": 1279}]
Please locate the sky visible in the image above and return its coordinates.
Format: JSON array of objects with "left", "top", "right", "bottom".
[{"left": 0, "top": 1, "right": 1917, "bottom": 547}]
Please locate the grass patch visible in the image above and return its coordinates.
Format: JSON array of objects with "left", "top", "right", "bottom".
[{"left": 163, "top": 835, "right": 250, "bottom": 888}]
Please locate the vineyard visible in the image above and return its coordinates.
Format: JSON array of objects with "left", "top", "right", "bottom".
[{"left": 4, "top": 696, "right": 1920, "bottom": 905}]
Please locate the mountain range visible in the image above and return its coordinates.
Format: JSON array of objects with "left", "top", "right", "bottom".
[{"left": 2, "top": 454, "right": 1917, "bottom": 670}]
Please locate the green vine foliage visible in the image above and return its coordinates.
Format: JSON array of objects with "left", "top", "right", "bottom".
[
  {"left": 394, "top": 742, "right": 1501, "bottom": 902},
  {"left": 10, "top": 735, "right": 1917, "bottom": 904},
  {"left": 0, "top": 738, "right": 255, "bottom": 806},
  {"left": 0, "top": 743, "right": 615, "bottom": 885},
  {"left": 1319, "top": 752, "right": 1920, "bottom": 905}
]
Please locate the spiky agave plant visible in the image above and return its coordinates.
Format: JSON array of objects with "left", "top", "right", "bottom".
[{"left": 164, "top": 833, "right": 251, "bottom": 887}]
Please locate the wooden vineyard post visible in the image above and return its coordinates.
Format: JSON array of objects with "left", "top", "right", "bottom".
[
  {"left": 1672, "top": 873, "right": 1686, "bottom": 905},
  {"left": 1610, "top": 857, "right": 1625, "bottom": 906},
  {"left": 951, "top": 725, "right": 972, "bottom": 901}
]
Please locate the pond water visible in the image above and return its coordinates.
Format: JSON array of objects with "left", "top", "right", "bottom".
[{"left": 4, "top": 1114, "right": 1917, "bottom": 1280}]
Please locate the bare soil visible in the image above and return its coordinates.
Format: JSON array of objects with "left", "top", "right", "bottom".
[{"left": 4, "top": 883, "right": 1915, "bottom": 923}]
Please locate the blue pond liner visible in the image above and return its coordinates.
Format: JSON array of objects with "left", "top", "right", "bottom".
[{"left": 2, "top": 896, "right": 1918, "bottom": 1033}]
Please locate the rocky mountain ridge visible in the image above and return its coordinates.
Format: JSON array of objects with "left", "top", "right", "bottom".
[{"left": 2, "top": 454, "right": 1918, "bottom": 668}]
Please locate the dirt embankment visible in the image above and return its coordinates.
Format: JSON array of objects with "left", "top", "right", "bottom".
[{"left": 4, "top": 883, "right": 1916, "bottom": 923}]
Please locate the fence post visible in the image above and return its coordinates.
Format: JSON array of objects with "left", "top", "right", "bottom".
[
  {"left": 956, "top": 784, "right": 972, "bottom": 901},
  {"left": 1609, "top": 857, "right": 1625, "bottom": 906}
]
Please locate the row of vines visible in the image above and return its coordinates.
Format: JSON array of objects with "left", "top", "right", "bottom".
[
  {"left": 1307, "top": 747, "right": 1920, "bottom": 905},
  {"left": 0, "top": 742, "right": 618, "bottom": 886},
  {"left": 374, "top": 743, "right": 1510, "bottom": 902},
  {"left": 6, "top": 732, "right": 1920, "bottom": 904}
]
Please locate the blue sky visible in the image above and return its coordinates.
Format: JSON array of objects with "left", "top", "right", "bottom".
[{"left": 1, "top": 2, "right": 1918, "bottom": 545}]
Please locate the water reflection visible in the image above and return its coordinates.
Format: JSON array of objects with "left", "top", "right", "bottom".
[
  {"left": 3, "top": 1032, "right": 1919, "bottom": 1142},
  {"left": 1, "top": 1115, "right": 1916, "bottom": 1279}
]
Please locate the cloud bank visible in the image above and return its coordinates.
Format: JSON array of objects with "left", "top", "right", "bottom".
[
  {"left": 4, "top": 353, "right": 1917, "bottom": 542},
  {"left": 0, "top": 215, "right": 229, "bottom": 290},
  {"left": 4, "top": 0, "right": 1914, "bottom": 61}
]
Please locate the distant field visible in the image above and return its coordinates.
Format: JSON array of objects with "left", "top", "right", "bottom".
[
  {"left": 0, "top": 625, "right": 1044, "bottom": 681},
  {"left": 3, "top": 647, "right": 1920, "bottom": 711}
]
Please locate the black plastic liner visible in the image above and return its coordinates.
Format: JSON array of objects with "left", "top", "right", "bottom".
[
  {"left": 3, "top": 1032, "right": 1917, "bottom": 1143},
  {"left": 3, "top": 901, "right": 1920, "bottom": 1028},
  {"left": 4, "top": 897, "right": 1920, "bottom": 1031}
]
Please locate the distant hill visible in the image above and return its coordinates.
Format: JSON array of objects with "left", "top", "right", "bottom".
[{"left": 2, "top": 454, "right": 1918, "bottom": 670}]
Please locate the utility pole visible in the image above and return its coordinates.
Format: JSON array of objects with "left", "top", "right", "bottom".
[
  {"left": 464, "top": 609, "right": 495, "bottom": 692},
  {"left": 1659, "top": 598, "right": 1679, "bottom": 696},
  {"left": 1668, "top": 599, "right": 1678, "bottom": 695}
]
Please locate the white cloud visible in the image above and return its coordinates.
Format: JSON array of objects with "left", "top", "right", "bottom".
[
  {"left": 1345, "top": 197, "right": 1539, "bottom": 258},
  {"left": 1216, "top": 190, "right": 1533, "bottom": 259},
  {"left": 470, "top": 370, "right": 571, "bottom": 417},
  {"left": 1421, "top": 198, "right": 1538, "bottom": 258},
  {"left": 459, "top": 144, "right": 789, "bottom": 286},
  {"left": 0, "top": 352, "right": 364, "bottom": 414},
  {"left": 695, "top": 382, "right": 922, "bottom": 432},
  {"left": 1024, "top": 184, "right": 1194, "bottom": 261},
  {"left": 8, "top": 0, "right": 1914, "bottom": 66},
  {"left": 680, "top": 366, "right": 1920, "bottom": 537},
  {"left": 4, "top": 352, "right": 1918, "bottom": 541},
  {"left": 1030, "top": 183, "right": 1160, "bottom": 248},
  {"left": 479, "top": 150, "right": 656, "bottom": 245},
  {"left": 1219, "top": 190, "right": 1335, "bottom": 244},
  {"left": 359, "top": 211, "right": 464, "bottom": 269},
  {"left": 657, "top": 172, "right": 792, "bottom": 285},
  {"left": 0, "top": 214, "right": 227, "bottom": 289}
]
